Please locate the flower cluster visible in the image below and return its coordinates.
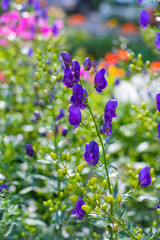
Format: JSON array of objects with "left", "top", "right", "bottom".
[
  {"left": 61, "top": 51, "right": 91, "bottom": 128},
  {"left": 72, "top": 197, "right": 85, "bottom": 220},
  {"left": 102, "top": 99, "right": 118, "bottom": 135}
]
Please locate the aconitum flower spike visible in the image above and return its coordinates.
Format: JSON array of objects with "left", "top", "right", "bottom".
[
  {"left": 155, "top": 33, "right": 160, "bottom": 49},
  {"left": 157, "top": 123, "right": 160, "bottom": 138},
  {"left": 26, "top": 144, "right": 34, "bottom": 157},
  {"left": 138, "top": 166, "right": 151, "bottom": 187},
  {"left": 72, "top": 197, "right": 85, "bottom": 220},
  {"left": 83, "top": 57, "right": 91, "bottom": 71},
  {"left": 1, "top": 0, "right": 10, "bottom": 10},
  {"left": 69, "top": 105, "right": 81, "bottom": 129},
  {"left": 61, "top": 51, "right": 72, "bottom": 68},
  {"left": 70, "top": 84, "right": 87, "bottom": 109},
  {"left": 84, "top": 141, "right": 99, "bottom": 166},
  {"left": 156, "top": 92, "right": 160, "bottom": 112},
  {"left": 94, "top": 68, "right": 107, "bottom": 93},
  {"left": 139, "top": 10, "right": 150, "bottom": 29}
]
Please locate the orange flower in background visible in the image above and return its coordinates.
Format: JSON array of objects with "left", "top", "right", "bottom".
[
  {"left": 150, "top": 61, "right": 160, "bottom": 73},
  {"left": 108, "top": 65, "right": 125, "bottom": 78},
  {"left": 105, "top": 52, "right": 118, "bottom": 65},
  {"left": 120, "top": 22, "right": 139, "bottom": 35},
  {"left": 68, "top": 14, "right": 86, "bottom": 26},
  {"left": 116, "top": 49, "right": 129, "bottom": 62}
]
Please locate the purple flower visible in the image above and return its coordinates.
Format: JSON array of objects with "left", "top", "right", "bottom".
[
  {"left": 72, "top": 60, "right": 80, "bottom": 80},
  {"left": 34, "top": 0, "right": 41, "bottom": 12},
  {"left": 102, "top": 122, "right": 112, "bottom": 135},
  {"left": 156, "top": 92, "right": 160, "bottom": 112},
  {"left": 27, "top": 0, "right": 33, "bottom": 5},
  {"left": 84, "top": 141, "right": 99, "bottom": 166},
  {"left": 138, "top": 0, "right": 142, "bottom": 3},
  {"left": 34, "top": 110, "right": 40, "bottom": 121},
  {"left": 61, "top": 51, "right": 72, "bottom": 68},
  {"left": 114, "top": 78, "right": 120, "bottom": 86},
  {"left": 83, "top": 57, "right": 91, "bottom": 71},
  {"left": 139, "top": 10, "right": 150, "bottom": 29},
  {"left": 62, "top": 127, "right": 68, "bottom": 136},
  {"left": 104, "top": 99, "right": 118, "bottom": 123},
  {"left": 41, "top": 8, "right": 48, "bottom": 21},
  {"left": 56, "top": 109, "right": 65, "bottom": 121},
  {"left": 72, "top": 197, "right": 85, "bottom": 220},
  {"left": 28, "top": 47, "right": 33, "bottom": 57},
  {"left": 69, "top": 105, "right": 81, "bottom": 129},
  {"left": 94, "top": 68, "right": 107, "bottom": 93},
  {"left": 52, "top": 23, "right": 59, "bottom": 37},
  {"left": 138, "top": 166, "right": 151, "bottom": 187},
  {"left": 157, "top": 198, "right": 160, "bottom": 209},
  {"left": 157, "top": 123, "right": 160, "bottom": 138},
  {"left": 26, "top": 144, "right": 34, "bottom": 157},
  {"left": 0, "top": 184, "right": 8, "bottom": 194},
  {"left": 1, "top": 0, "right": 10, "bottom": 10},
  {"left": 155, "top": 33, "right": 160, "bottom": 49},
  {"left": 71, "top": 84, "right": 87, "bottom": 109}
]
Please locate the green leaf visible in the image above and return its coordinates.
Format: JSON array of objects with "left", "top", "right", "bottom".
[{"left": 113, "top": 181, "right": 118, "bottom": 199}]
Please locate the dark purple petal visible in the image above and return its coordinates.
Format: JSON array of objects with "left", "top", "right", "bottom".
[
  {"left": 157, "top": 123, "right": 160, "bottom": 139},
  {"left": 83, "top": 57, "right": 91, "bottom": 71},
  {"left": 26, "top": 144, "right": 34, "bottom": 157},
  {"left": 94, "top": 68, "right": 107, "bottom": 93},
  {"left": 1, "top": 0, "right": 10, "bottom": 10},
  {"left": 155, "top": 33, "right": 160, "bottom": 49},
  {"left": 69, "top": 105, "right": 81, "bottom": 129},
  {"left": 138, "top": 166, "right": 151, "bottom": 187},
  {"left": 71, "top": 84, "right": 87, "bottom": 109},
  {"left": 56, "top": 109, "right": 65, "bottom": 121},
  {"left": 0, "top": 184, "right": 8, "bottom": 194},
  {"left": 62, "top": 127, "right": 68, "bottom": 136},
  {"left": 52, "top": 23, "right": 59, "bottom": 37},
  {"left": 61, "top": 51, "right": 72, "bottom": 68},
  {"left": 72, "top": 60, "right": 80, "bottom": 73},
  {"left": 72, "top": 197, "right": 85, "bottom": 220},
  {"left": 139, "top": 10, "right": 150, "bottom": 29},
  {"left": 84, "top": 141, "right": 99, "bottom": 166}
]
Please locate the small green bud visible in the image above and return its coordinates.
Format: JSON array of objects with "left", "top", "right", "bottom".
[
  {"left": 67, "top": 152, "right": 71, "bottom": 161},
  {"left": 157, "top": 209, "right": 160, "bottom": 215},
  {"left": 89, "top": 177, "right": 97, "bottom": 185},
  {"left": 62, "top": 152, "right": 67, "bottom": 160},
  {"left": 81, "top": 205, "right": 91, "bottom": 213},
  {"left": 113, "top": 223, "right": 118, "bottom": 232},
  {"left": 49, "top": 207, "right": 54, "bottom": 212},
  {"left": 106, "top": 195, "right": 114, "bottom": 203},
  {"left": 50, "top": 152, "right": 57, "bottom": 161},
  {"left": 60, "top": 192, "right": 64, "bottom": 198},
  {"left": 47, "top": 45, "right": 52, "bottom": 51},
  {"left": 47, "top": 199, "right": 53, "bottom": 206},
  {"left": 62, "top": 205, "right": 66, "bottom": 211},
  {"left": 77, "top": 164, "right": 84, "bottom": 173},
  {"left": 62, "top": 168, "right": 67, "bottom": 176},
  {"left": 102, "top": 203, "right": 107, "bottom": 210},
  {"left": 43, "top": 201, "right": 48, "bottom": 207},
  {"left": 129, "top": 64, "right": 135, "bottom": 70},
  {"left": 116, "top": 193, "right": 121, "bottom": 202},
  {"left": 145, "top": 60, "right": 150, "bottom": 67},
  {"left": 69, "top": 195, "right": 77, "bottom": 203},
  {"left": 58, "top": 169, "right": 63, "bottom": 177}
]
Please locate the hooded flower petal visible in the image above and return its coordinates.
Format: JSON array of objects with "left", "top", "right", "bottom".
[
  {"left": 138, "top": 166, "right": 151, "bottom": 187},
  {"left": 69, "top": 105, "right": 81, "bottom": 129},
  {"left": 84, "top": 141, "right": 99, "bottom": 166},
  {"left": 94, "top": 68, "right": 107, "bottom": 92}
]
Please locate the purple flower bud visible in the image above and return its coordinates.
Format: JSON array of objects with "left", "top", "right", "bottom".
[
  {"left": 34, "top": 110, "right": 40, "bottom": 121},
  {"left": 69, "top": 105, "right": 81, "bottom": 129},
  {"left": 155, "top": 33, "right": 160, "bottom": 49},
  {"left": 34, "top": 0, "right": 41, "bottom": 12},
  {"left": 83, "top": 57, "right": 91, "bottom": 71},
  {"left": 157, "top": 123, "right": 160, "bottom": 138},
  {"left": 157, "top": 198, "right": 160, "bottom": 209},
  {"left": 38, "top": 100, "right": 45, "bottom": 109},
  {"left": 114, "top": 78, "right": 120, "bottom": 86},
  {"left": 94, "top": 68, "right": 107, "bottom": 93},
  {"left": 138, "top": 166, "right": 151, "bottom": 187},
  {"left": 138, "top": 0, "right": 142, "bottom": 3},
  {"left": 72, "top": 197, "right": 85, "bottom": 220},
  {"left": 28, "top": 47, "right": 33, "bottom": 57},
  {"left": 0, "top": 184, "right": 8, "bottom": 194},
  {"left": 84, "top": 141, "right": 99, "bottom": 166},
  {"left": 1, "top": 0, "right": 10, "bottom": 10},
  {"left": 102, "top": 122, "right": 112, "bottom": 135},
  {"left": 52, "top": 23, "right": 59, "bottom": 37},
  {"left": 41, "top": 8, "right": 48, "bottom": 21},
  {"left": 26, "top": 144, "right": 34, "bottom": 157},
  {"left": 139, "top": 10, "right": 150, "bottom": 29},
  {"left": 62, "top": 127, "right": 68, "bottom": 136},
  {"left": 156, "top": 92, "right": 160, "bottom": 112},
  {"left": 72, "top": 60, "right": 80, "bottom": 73},
  {"left": 70, "top": 84, "right": 87, "bottom": 109},
  {"left": 61, "top": 51, "right": 72, "bottom": 68},
  {"left": 56, "top": 109, "right": 65, "bottom": 121}
]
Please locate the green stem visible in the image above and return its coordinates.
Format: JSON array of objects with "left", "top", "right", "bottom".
[
  {"left": 80, "top": 121, "right": 97, "bottom": 135},
  {"left": 87, "top": 105, "right": 112, "bottom": 195}
]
